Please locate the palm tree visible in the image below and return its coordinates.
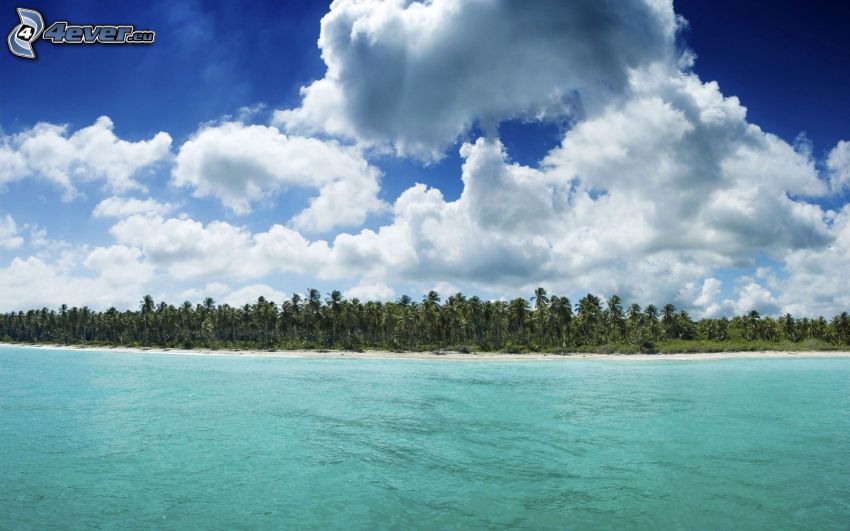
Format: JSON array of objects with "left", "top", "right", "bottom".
[
  {"left": 508, "top": 298, "right": 530, "bottom": 344},
  {"left": 677, "top": 310, "right": 695, "bottom": 340},
  {"left": 546, "top": 296, "right": 572, "bottom": 347},
  {"left": 779, "top": 313, "right": 796, "bottom": 341},
  {"left": 661, "top": 304, "right": 677, "bottom": 340},
  {"left": 643, "top": 304, "right": 659, "bottom": 341},
  {"left": 605, "top": 295, "right": 625, "bottom": 342},
  {"left": 833, "top": 312, "right": 850, "bottom": 345},
  {"left": 140, "top": 295, "right": 155, "bottom": 345},
  {"left": 745, "top": 310, "right": 761, "bottom": 340},
  {"left": 326, "top": 290, "right": 344, "bottom": 344},
  {"left": 531, "top": 287, "right": 549, "bottom": 345},
  {"left": 626, "top": 303, "right": 642, "bottom": 343},
  {"left": 420, "top": 291, "right": 441, "bottom": 345},
  {"left": 576, "top": 294, "right": 602, "bottom": 344},
  {"left": 306, "top": 289, "right": 322, "bottom": 344}
]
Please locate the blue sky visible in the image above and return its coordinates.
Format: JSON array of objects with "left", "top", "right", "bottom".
[{"left": 1, "top": 0, "right": 849, "bottom": 315}]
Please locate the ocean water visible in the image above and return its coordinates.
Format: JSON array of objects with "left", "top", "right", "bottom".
[{"left": 1, "top": 347, "right": 849, "bottom": 530}]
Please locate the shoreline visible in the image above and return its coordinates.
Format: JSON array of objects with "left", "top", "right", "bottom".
[{"left": 2, "top": 342, "right": 850, "bottom": 361}]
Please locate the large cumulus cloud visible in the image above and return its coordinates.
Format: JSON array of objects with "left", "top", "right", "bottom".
[{"left": 276, "top": 0, "right": 681, "bottom": 160}]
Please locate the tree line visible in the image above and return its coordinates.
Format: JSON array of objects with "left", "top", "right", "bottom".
[{"left": 2, "top": 288, "right": 849, "bottom": 352}]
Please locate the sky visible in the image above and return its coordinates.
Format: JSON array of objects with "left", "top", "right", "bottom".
[{"left": 0, "top": 0, "right": 849, "bottom": 316}]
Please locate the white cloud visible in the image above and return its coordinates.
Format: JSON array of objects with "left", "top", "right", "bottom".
[
  {"left": 431, "top": 281, "right": 460, "bottom": 299},
  {"left": 543, "top": 67, "right": 830, "bottom": 262},
  {"left": 775, "top": 204, "right": 850, "bottom": 316},
  {"left": 0, "top": 144, "right": 26, "bottom": 187},
  {"left": 344, "top": 280, "right": 394, "bottom": 302},
  {"left": 694, "top": 278, "right": 722, "bottom": 307},
  {"left": 0, "top": 214, "right": 23, "bottom": 250},
  {"left": 680, "top": 277, "right": 723, "bottom": 318},
  {"left": 108, "top": 215, "right": 335, "bottom": 280},
  {"left": 93, "top": 196, "right": 177, "bottom": 219},
  {"left": 0, "top": 245, "right": 151, "bottom": 312},
  {"left": 275, "top": 0, "right": 680, "bottom": 160},
  {"left": 172, "top": 121, "right": 386, "bottom": 231},
  {"left": 110, "top": 215, "right": 256, "bottom": 280},
  {"left": 83, "top": 245, "right": 154, "bottom": 285},
  {"left": 725, "top": 278, "right": 780, "bottom": 316},
  {"left": 178, "top": 282, "right": 230, "bottom": 303},
  {"left": 222, "top": 284, "right": 288, "bottom": 307},
  {"left": 827, "top": 140, "right": 850, "bottom": 193},
  {"left": 0, "top": 116, "right": 171, "bottom": 198}
]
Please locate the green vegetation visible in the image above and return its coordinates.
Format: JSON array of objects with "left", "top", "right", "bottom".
[{"left": 1, "top": 289, "right": 849, "bottom": 353}]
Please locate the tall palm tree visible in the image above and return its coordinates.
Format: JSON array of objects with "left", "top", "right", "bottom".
[
  {"left": 605, "top": 295, "right": 625, "bottom": 342},
  {"left": 508, "top": 298, "right": 530, "bottom": 343},
  {"left": 546, "top": 296, "right": 572, "bottom": 346},
  {"left": 626, "top": 303, "right": 642, "bottom": 343},
  {"left": 833, "top": 312, "right": 850, "bottom": 345},
  {"left": 531, "top": 287, "right": 549, "bottom": 345},
  {"left": 576, "top": 294, "right": 602, "bottom": 344},
  {"left": 326, "top": 290, "right": 344, "bottom": 344},
  {"left": 661, "top": 303, "right": 677, "bottom": 340},
  {"left": 306, "top": 289, "right": 322, "bottom": 343},
  {"left": 140, "top": 295, "right": 155, "bottom": 345},
  {"left": 745, "top": 310, "right": 761, "bottom": 340},
  {"left": 643, "top": 304, "right": 659, "bottom": 341},
  {"left": 677, "top": 310, "right": 695, "bottom": 340}
]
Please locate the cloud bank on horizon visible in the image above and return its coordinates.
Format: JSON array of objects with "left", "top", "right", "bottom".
[{"left": 1, "top": 0, "right": 849, "bottom": 317}]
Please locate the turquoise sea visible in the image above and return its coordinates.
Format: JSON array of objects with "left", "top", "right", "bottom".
[{"left": 1, "top": 347, "right": 849, "bottom": 529}]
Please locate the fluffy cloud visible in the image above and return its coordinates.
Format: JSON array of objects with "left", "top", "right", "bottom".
[
  {"left": 172, "top": 122, "right": 385, "bottom": 231},
  {"left": 542, "top": 67, "right": 830, "bottom": 262},
  {"left": 221, "top": 284, "right": 288, "bottom": 307},
  {"left": 93, "top": 196, "right": 177, "bottom": 219},
  {"left": 344, "top": 280, "right": 395, "bottom": 302},
  {"left": 178, "top": 282, "right": 230, "bottom": 304},
  {"left": 0, "top": 245, "right": 151, "bottom": 311},
  {"left": 276, "top": 0, "right": 680, "bottom": 159},
  {"left": 827, "top": 141, "right": 850, "bottom": 193},
  {"left": 0, "top": 214, "right": 23, "bottom": 250},
  {"left": 685, "top": 278, "right": 724, "bottom": 318},
  {"left": 724, "top": 278, "right": 781, "bottom": 316},
  {"left": 83, "top": 245, "right": 155, "bottom": 285},
  {"left": 108, "top": 215, "right": 334, "bottom": 280},
  {"left": 776, "top": 205, "right": 850, "bottom": 316},
  {"left": 0, "top": 116, "right": 171, "bottom": 197}
]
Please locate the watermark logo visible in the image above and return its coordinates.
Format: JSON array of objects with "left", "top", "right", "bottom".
[
  {"left": 7, "top": 8, "right": 43, "bottom": 59},
  {"left": 7, "top": 7, "right": 155, "bottom": 59}
]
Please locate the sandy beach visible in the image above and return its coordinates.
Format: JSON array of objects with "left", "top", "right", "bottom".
[{"left": 2, "top": 342, "right": 850, "bottom": 361}]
